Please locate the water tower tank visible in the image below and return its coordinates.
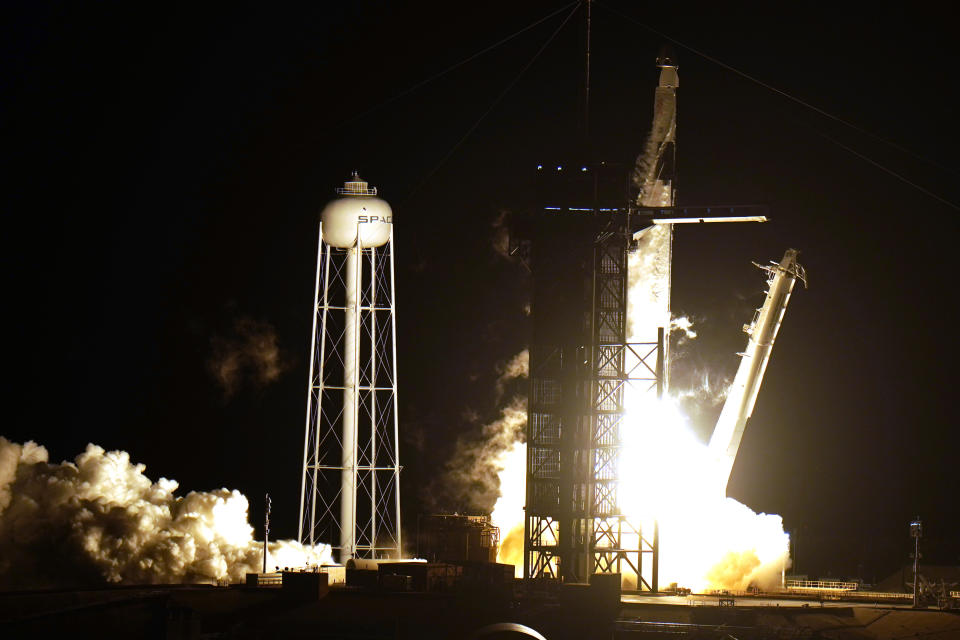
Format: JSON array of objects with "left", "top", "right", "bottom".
[{"left": 321, "top": 172, "right": 393, "bottom": 248}]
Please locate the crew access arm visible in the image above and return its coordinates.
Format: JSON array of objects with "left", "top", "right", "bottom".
[{"left": 708, "top": 249, "right": 806, "bottom": 493}]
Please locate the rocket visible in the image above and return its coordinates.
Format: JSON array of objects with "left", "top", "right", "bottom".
[{"left": 634, "top": 47, "right": 678, "bottom": 209}]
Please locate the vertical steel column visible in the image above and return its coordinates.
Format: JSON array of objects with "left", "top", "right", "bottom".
[
  {"left": 340, "top": 245, "right": 361, "bottom": 562},
  {"left": 652, "top": 520, "right": 659, "bottom": 593},
  {"left": 368, "top": 247, "right": 378, "bottom": 555},
  {"left": 656, "top": 327, "right": 663, "bottom": 400},
  {"left": 910, "top": 518, "right": 922, "bottom": 607},
  {"left": 299, "top": 224, "right": 325, "bottom": 545},
  {"left": 389, "top": 230, "right": 402, "bottom": 557}
]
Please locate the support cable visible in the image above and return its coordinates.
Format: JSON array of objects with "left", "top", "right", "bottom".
[
  {"left": 337, "top": 2, "right": 578, "bottom": 130},
  {"left": 402, "top": 2, "right": 581, "bottom": 205},
  {"left": 801, "top": 124, "right": 959, "bottom": 211},
  {"left": 597, "top": 2, "right": 958, "bottom": 179}
]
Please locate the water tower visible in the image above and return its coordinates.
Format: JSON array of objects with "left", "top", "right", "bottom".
[{"left": 299, "top": 172, "right": 401, "bottom": 563}]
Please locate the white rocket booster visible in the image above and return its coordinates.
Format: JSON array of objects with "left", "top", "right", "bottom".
[
  {"left": 709, "top": 249, "right": 806, "bottom": 493},
  {"left": 628, "top": 53, "right": 679, "bottom": 388}
]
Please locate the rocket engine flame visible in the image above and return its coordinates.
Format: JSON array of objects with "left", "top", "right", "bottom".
[
  {"left": 618, "top": 393, "right": 790, "bottom": 591},
  {"left": 490, "top": 371, "right": 790, "bottom": 591},
  {"left": 489, "top": 241, "right": 791, "bottom": 591},
  {"left": 0, "top": 438, "right": 331, "bottom": 589},
  {"left": 490, "top": 440, "right": 526, "bottom": 577}
]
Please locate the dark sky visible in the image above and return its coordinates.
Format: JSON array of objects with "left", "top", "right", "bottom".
[{"left": 7, "top": 2, "right": 958, "bottom": 582}]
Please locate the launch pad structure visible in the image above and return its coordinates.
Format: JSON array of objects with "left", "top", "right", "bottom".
[
  {"left": 519, "top": 52, "right": 775, "bottom": 589},
  {"left": 519, "top": 51, "right": 683, "bottom": 589},
  {"left": 519, "top": 171, "right": 668, "bottom": 587}
]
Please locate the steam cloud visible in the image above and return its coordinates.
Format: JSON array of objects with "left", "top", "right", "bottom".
[
  {"left": 426, "top": 351, "right": 528, "bottom": 514},
  {"left": 671, "top": 316, "right": 698, "bottom": 342},
  {"left": 0, "top": 438, "right": 330, "bottom": 589},
  {"left": 494, "top": 349, "right": 529, "bottom": 401},
  {"left": 208, "top": 316, "right": 290, "bottom": 399},
  {"left": 428, "top": 397, "right": 527, "bottom": 514}
]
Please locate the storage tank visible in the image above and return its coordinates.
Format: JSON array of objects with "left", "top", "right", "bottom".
[{"left": 320, "top": 172, "right": 393, "bottom": 248}]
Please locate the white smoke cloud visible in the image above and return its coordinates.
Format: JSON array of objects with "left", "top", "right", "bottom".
[
  {"left": 671, "top": 315, "right": 697, "bottom": 342},
  {"left": 673, "top": 369, "right": 731, "bottom": 407},
  {"left": 427, "top": 396, "right": 527, "bottom": 514},
  {"left": 425, "top": 348, "right": 529, "bottom": 513},
  {"left": 0, "top": 438, "right": 330, "bottom": 589},
  {"left": 208, "top": 316, "right": 290, "bottom": 399},
  {"left": 494, "top": 349, "right": 529, "bottom": 400}
]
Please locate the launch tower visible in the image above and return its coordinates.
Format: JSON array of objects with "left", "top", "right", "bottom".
[
  {"left": 299, "top": 173, "right": 402, "bottom": 563},
  {"left": 521, "top": 53, "right": 680, "bottom": 588}
]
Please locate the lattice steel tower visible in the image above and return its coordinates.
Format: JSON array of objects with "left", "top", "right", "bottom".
[
  {"left": 299, "top": 173, "right": 401, "bottom": 563},
  {"left": 523, "top": 52, "right": 678, "bottom": 588},
  {"left": 522, "top": 201, "right": 664, "bottom": 588}
]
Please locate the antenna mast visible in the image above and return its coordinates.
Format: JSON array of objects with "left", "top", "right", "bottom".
[
  {"left": 584, "top": 0, "right": 592, "bottom": 141},
  {"left": 263, "top": 494, "right": 271, "bottom": 573}
]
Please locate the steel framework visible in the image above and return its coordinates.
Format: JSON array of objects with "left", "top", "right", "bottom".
[
  {"left": 524, "top": 223, "right": 661, "bottom": 588},
  {"left": 299, "top": 226, "right": 401, "bottom": 562},
  {"left": 590, "top": 231, "right": 660, "bottom": 589}
]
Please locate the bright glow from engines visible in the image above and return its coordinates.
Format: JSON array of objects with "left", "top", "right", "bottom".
[
  {"left": 618, "top": 390, "right": 789, "bottom": 591},
  {"left": 490, "top": 440, "right": 526, "bottom": 577},
  {"left": 491, "top": 236, "right": 791, "bottom": 592}
]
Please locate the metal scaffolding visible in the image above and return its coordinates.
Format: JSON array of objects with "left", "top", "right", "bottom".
[
  {"left": 522, "top": 212, "right": 662, "bottom": 588},
  {"left": 299, "top": 230, "right": 402, "bottom": 562},
  {"left": 523, "top": 50, "right": 680, "bottom": 589}
]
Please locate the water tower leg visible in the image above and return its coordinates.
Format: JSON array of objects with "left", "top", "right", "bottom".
[{"left": 341, "top": 246, "right": 361, "bottom": 563}]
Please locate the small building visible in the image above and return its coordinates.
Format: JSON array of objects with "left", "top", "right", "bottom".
[
  {"left": 378, "top": 562, "right": 461, "bottom": 592},
  {"left": 418, "top": 514, "right": 500, "bottom": 563}
]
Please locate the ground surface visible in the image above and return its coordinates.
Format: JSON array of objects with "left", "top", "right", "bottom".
[{"left": 2, "top": 585, "right": 958, "bottom": 639}]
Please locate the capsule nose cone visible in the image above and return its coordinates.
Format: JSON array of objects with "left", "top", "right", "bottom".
[{"left": 656, "top": 44, "right": 677, "bottom": 68}]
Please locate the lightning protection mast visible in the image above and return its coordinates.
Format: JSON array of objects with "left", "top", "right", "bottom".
[{"left": 299, "top": 172, "right": 402, "bottom": 564}]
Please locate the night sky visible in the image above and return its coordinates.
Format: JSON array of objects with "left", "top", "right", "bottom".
[{"left": 7, "top": 2, "right": 958, "bottom": 583}]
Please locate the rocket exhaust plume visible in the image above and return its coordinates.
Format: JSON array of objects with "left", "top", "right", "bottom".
[
  {"left": 0, "top": 438, "right": 330, "bottom": 589},
  {"left": 617, "top": 237, "right": 793, "bottom": 591},
  {"left": 489, "top": 251, "right": 795, "bottom": 590}
]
